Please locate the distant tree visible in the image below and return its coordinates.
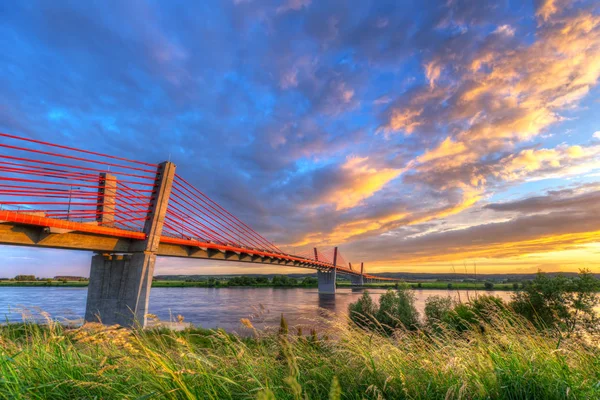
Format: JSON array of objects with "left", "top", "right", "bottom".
[
  {"left": 424, "top": 295, "right": 453, "bottom": 325},
  {"left": 512, "top": 282, "right": 519, "bottom": 290},
  {"left": 417, "top": 282, "right": 423, "bottom": 288},
  {"left": 511, "top": 269, "right": 600, "bottom": 333},
  {"left": 14, "top": 275, "right": 35, "bottom": 281},
  {"left": 483, "top": 281, "right": 494, "bottom": 290},
  {"left": 301, "top": 277, "right": 317, "bottom": 286},
  {"left": 447, "top": 283, "right": 454, "bottom": 290},
  {"left": 256, "top": 276, "right": 269, "bottom": 285}
]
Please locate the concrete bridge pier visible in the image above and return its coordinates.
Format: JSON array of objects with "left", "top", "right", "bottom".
[
  {"left": 85, "top": 252, "right": 155, "bottom": 326},
  {"left": 317, "top": 269, "right": 336, "bottom": 294},
  {"left": 85, "top": 161, "right": 175, "bottom": 327},
  {"left": 350, "top": 262, "right": 365, "bottom": 286},
  {"left": 350, "top": 275, "right": 364, "bottom": 286}
]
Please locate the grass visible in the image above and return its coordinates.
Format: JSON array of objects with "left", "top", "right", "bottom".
[{"left": 1, "top": 312, "right": 599, "bottom": 399}]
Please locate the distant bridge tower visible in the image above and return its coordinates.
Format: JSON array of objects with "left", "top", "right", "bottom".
[{"left": 350, "top": 262, "right": 365, "bottom": 286}]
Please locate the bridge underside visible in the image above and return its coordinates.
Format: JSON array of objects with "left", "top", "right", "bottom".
[{"left": 0, "top": 222, "right": 334, "bottom": 271}]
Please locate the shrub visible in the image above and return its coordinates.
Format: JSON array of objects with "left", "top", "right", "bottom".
[
  {"left": 376, "top": 288, "right": 420, "bottom": 332},
  {"left": 348, "top": 291, "right": 378, "bottom": 328},
  {"left": 484, "top": 281, "right": 494, "bottom": 290},
  {"left": 424, "top": 295, "right": 453, "bottom": 325}
]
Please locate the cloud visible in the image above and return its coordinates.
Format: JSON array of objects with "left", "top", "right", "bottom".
[
  {"left": 377, "top": 2, "right": 600, "bottom": 215},
  {"left": 277, "top": 0, "right": 311, "bottom": 14},
  {"left": 331, "top": 156, "right": 402, "bottom": 210},
  {"left": 593, "top": 131, "right": 600, "bottom": 140},
  {"left": 349, "top": 185, "right": 600, "bottom": 264}
]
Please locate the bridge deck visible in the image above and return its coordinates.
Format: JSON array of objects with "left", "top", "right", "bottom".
[{"left": 0, "top": 210, "right": 396, "bottom": 281}]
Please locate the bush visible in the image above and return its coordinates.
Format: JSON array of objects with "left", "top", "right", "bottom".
[
  {"left": 483, "top": 281, "right": 494, "bottom": 290},
  {"left": 376, "top": 289, "right": 420, "bottom": 332},
  {"left": 348, "top": 291, "right": 378, "bottom": 328},
  {"left": 511, "top": 269, "right": 600, "bottom": 333},
  {"left": 424, "top": 295, "right": 453, "bottom": 325}
]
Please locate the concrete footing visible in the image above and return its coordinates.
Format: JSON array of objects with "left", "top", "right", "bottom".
[
  {"left": 85, "top": 252, "right": 156, "bottom": 327},
  {"left": 350, "top": 275, "right": 364, "bottom": 286},
  {"left": 317, "top": 269, "right": 336, "bottom": 294}
]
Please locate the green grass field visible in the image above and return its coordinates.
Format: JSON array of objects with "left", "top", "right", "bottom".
[
  {"left": 1, "top": 313, "right": 598, "bottom": 399},
  {"left": 0, "top": 280, "right": 89, "bottom": 287}
]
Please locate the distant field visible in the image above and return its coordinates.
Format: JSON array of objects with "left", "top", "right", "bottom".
[
  {"left": 0, "top": 281, "right": 88, "bottom": 287},
  {"left": 337, "top": 281, "right": 516, "bottom": 290},
  {"left": 0, "top": 280, "right": 516, "bottom": 290}
]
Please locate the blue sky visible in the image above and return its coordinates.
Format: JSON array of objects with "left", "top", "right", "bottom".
[{"left": 1, "top": 0, "right": 600, "bottom": 277}]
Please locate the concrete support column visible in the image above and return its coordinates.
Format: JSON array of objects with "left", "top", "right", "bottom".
[
  {"left": 350, "top": 274, "right": 364, "bottom": 286},
  {"left": 96, "top": 173, "right": 116, "bottom": 228},
  {"left": 85, "top": 253, "right": 155, "bottom": 326},
  {"left": 318, "top": 269, "right": 336, "bottom": 294},
  {"left": 85, "top": 161, "right": 175, "bottom": 327}
]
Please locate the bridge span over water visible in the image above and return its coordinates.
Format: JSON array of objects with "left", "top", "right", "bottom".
[{"left": 0, "top": 133, "right": 398, "bottom": 326}]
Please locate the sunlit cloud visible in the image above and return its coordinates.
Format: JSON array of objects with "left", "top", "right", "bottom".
[{"left": 330, "top": 156, "right": 402, "bottom": 211}]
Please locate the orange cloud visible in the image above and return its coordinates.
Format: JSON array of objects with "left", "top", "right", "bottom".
[{"left": 331, "top": 156, "right": 402, "bottom": 211}]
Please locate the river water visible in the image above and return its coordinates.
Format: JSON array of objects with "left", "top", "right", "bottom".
[{"left": 0, "top": 287, "right": 513, "bottom": 332}]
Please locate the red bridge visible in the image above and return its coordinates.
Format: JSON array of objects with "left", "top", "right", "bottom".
[{"left": 0, "top": 133, "right": 398, "bottom": 326}]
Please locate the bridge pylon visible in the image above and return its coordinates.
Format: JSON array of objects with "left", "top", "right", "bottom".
[
  {"left": 85, "top": 161, "right": 176, "bottom": 327},
  {"left": 350, "top": 262, "right": 365, "bottom": 286}
]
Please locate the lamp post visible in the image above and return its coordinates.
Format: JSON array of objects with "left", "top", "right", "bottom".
[{"left": 67, "top": 185, "right": 81, "bottom": 220}]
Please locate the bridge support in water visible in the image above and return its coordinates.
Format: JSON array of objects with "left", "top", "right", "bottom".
[
  {"left": 317, "top": 246, "right": 337, "bottom": 294},
  {"left": 85, "top": 161, "right": 175, "bottom": 327},
  {"left": 317, "top": 269, "right": 336, "bottom": 294},
  {"left": 350, "top": 263, "right": 365, "bottom": 285}
]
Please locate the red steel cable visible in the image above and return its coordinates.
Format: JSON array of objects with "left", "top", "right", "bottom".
[{"left": 0, "top": 132, "right": 156, "bottom": 167}]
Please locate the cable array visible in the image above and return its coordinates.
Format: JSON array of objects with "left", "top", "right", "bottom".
[
  {"left": 162, "top": 174, "right": 283, "bottom": 254},
  {"left": 0, "top": 132, "right": 157, "bottom": 232},
  {"left": 0, "top": 132, "right": 381, "bottom": 278}
]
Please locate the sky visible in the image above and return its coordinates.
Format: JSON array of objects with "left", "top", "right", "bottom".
[{"left": 1, "top": 0, "right": 599, "bottom": 277}]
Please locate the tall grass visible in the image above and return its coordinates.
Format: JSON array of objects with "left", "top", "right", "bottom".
[{"left": 1, "top": 312, "right": 599, "bottom": 399}]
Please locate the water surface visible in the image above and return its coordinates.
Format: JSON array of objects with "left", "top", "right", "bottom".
[{"left": 0, "top": 287, "right": 513, "bottom": 332}]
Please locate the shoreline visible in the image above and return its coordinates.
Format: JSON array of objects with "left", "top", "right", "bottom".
[{"left": 0, "top": 281, "right": 520, "bottom": 290}]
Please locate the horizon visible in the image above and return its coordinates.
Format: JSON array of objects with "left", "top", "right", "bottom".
[{"left": 1, "top": 0, "right": 600, "bottom": 277}]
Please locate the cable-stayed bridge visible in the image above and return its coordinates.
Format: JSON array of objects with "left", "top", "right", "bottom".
[{"left": 0, "top": 133, "right": 398, "bottom": 326}]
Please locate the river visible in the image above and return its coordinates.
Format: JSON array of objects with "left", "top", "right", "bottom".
[{"left": 0, "top": 287, "right": 514, "bottom": 332}]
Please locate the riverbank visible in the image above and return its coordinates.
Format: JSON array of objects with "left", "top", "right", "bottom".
[
  {"left": 1, "top": 315, "right": 598, "bottom": 399},
  {"left": 0, "top": 280, "right": 518, "bottom": 290}
]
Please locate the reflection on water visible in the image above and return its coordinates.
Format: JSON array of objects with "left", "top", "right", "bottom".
[{"left": 0, "top": 287, "right": 514, "bottom": 332}]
